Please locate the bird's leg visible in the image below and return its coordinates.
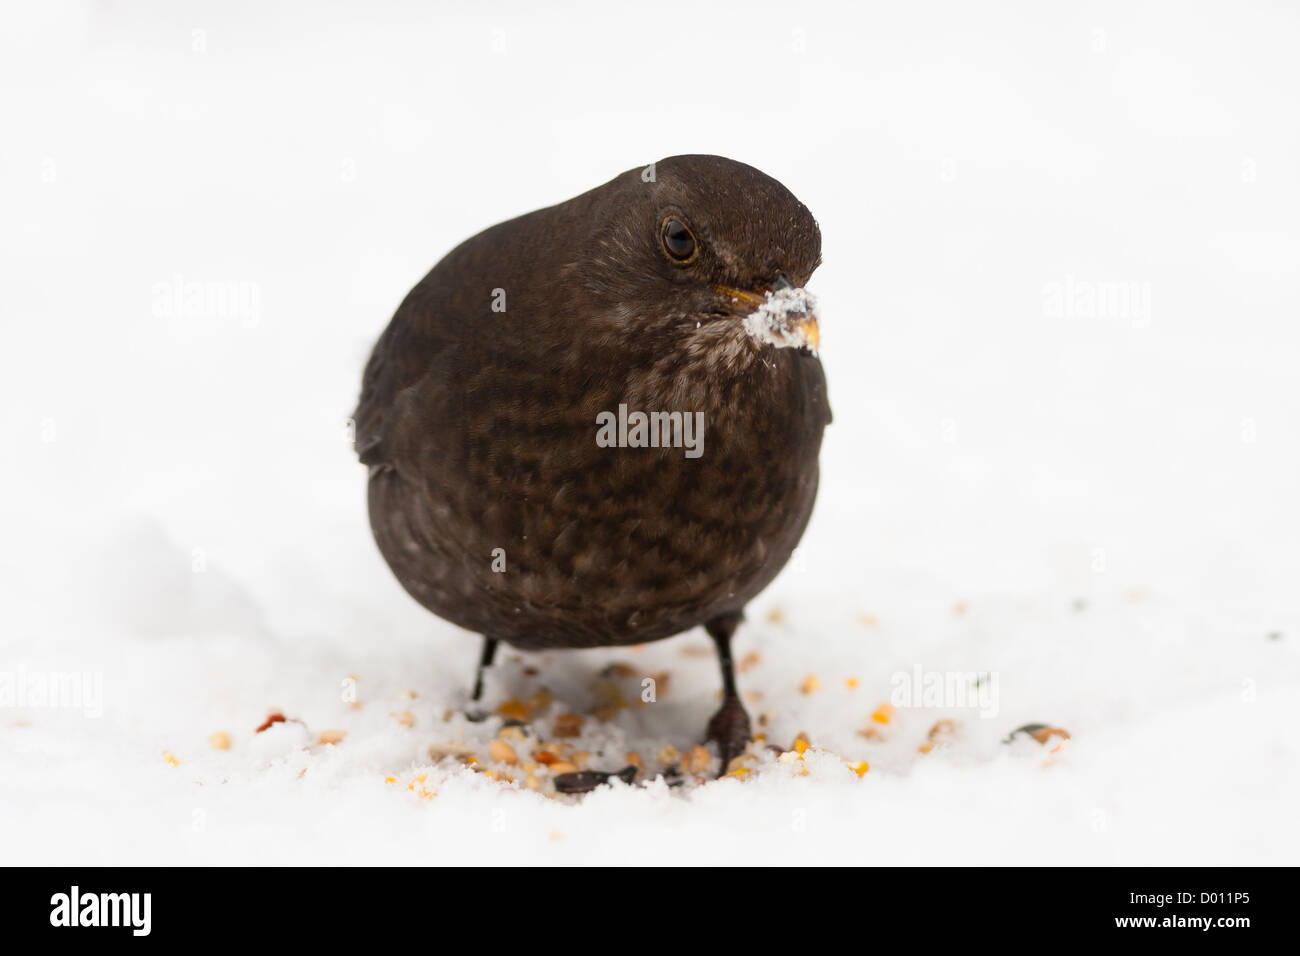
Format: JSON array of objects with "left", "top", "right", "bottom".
[
  {"left": 465, "top": 637, "right": 499, "bottom": 721},
  {"left": 471, "top": 637, "right": 499, "bottom": 702},
  {"left": 703, "top": 611, "right": 751, "bottom": 772}
]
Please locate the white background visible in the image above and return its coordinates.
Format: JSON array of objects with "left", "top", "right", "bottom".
[{"left": 2, "top": 0, "right": 1297, "bottom": 864}]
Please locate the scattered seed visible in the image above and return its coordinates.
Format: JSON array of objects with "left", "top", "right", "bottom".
[
  {"left": 681, "top": 745, "right": 711, "bottom": 775},
  {"left": 726, "top": 754, "right": 755, "bottom": 774},
  {"left": 929, "top": 719, "right": 958, "bottom": 740},
  {"left": 871, "top": 703, "right": 895, "bottom": 725},
  {"left": 548, "top": 761, "right": 579, "bottom": 774},
  {"left": 489, "top": 739, "right": 518, "bottom": 764},
  {"left": 428, "top": 742, "right": 476, "bottom": 762},
  {"left": 496, "top": 699, "right": 529, "bottom": 721},
  {"left": 658, "top": 744, "right": 680, "bottom": 766},
  {"left": 392, "top": 711, "right": 416, "bottom": 728},
  {"left": 498, "top": 724, "right": 527, "bottom": 744},
  {"left": 553, "top": 712, "right": 584, "bottom": 738},
  {"left": 208, "top": 731, "right": 231, "bottom": 751},
  {"left": 1006, "top": 723, "right": 1071, "bottom": 746},
  {"left": 255, "top": 712, "right": 286, "bottom": 733},
  {"left": 800, "top": 674, "right": 821, "bottom": 694},
  {"left": 318, "top": 729, "right": 347, "bottom": 745},
  {"left": 553, "top": 765, "right": 637, "bottom": 794}
]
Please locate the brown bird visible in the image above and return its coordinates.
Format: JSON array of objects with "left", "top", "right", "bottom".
[{"left": 355, "top": 154, "right": 830, "bottom": 770}]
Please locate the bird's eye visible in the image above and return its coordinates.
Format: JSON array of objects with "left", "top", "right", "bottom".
[{"left": 660, "top": 218, "right": 697, "bottom": 262}]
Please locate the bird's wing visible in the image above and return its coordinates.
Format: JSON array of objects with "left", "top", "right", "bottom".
[{"left": 353, "top": 281, "right": 449, "bottom": 470}]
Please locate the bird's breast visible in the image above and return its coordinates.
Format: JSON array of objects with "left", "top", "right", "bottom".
[{"left": 373, "top": 330, "right": 827, "bottom": 648}]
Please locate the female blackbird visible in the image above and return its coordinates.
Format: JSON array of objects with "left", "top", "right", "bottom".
[{"left": 355, "top": 155, "right": 830, "bottom": 768}]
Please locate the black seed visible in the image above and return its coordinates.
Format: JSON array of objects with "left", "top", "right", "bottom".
[{"left": 553, "top": 765, "right": 639, "bottom": 794}]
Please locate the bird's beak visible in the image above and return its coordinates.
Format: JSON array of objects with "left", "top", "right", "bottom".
[
  {"left": 715, "top": 276, "right": 821, "bottom": 354},
  {"left": 794, "top": 313, "right": 820, "bottom": 351}
]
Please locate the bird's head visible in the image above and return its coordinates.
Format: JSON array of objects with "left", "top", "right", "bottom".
[{"left": 578, "top": 154, "right": 822, "bottom": 358}]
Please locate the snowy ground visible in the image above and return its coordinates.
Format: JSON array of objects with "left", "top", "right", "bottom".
[{"left": 2, "top": 1, "right": 1298, "bottom": 865}]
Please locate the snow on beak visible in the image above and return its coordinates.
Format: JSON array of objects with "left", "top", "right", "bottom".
[{"left": 717, "top": 275, "right": 820, "bottom": 354}]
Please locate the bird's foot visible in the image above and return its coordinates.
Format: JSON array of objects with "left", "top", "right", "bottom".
[{"left": 705, "top": 695, "right": 752, "bottom": 774}]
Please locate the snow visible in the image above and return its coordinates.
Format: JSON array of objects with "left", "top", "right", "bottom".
[
  {"left": 2, "top": 1, "right": 1298, "bottom": 865},
  {"left": 743, "top": 286, "right": 820, "bottom": 353}
]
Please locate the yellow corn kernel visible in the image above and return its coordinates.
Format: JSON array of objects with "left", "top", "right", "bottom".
[{"left": 496, "top": 699, "right": 529, "bottom": 721}]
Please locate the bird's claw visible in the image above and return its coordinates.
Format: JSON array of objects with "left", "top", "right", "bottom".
[{"left": 705, "top": 695, "right": 752, "bottom": 774}]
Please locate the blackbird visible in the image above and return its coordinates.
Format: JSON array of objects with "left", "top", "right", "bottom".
[{"left": 355, "top": 154, "right": 830, "bottom": 769}]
